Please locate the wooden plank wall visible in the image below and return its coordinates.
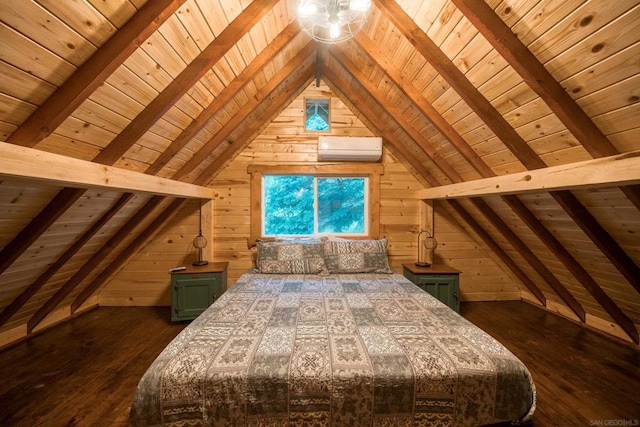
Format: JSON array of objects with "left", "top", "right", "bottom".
[
  {"left": 102, "top": 81, "right": 520, "bottom": 304},
  {"left": 98, "top": 199, "right": 200, "bottom": 306}
]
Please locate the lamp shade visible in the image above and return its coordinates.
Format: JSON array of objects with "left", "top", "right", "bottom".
[
  {"left": 415, "top": 230, "right": 437, "bottom": 267},
  {"left": 193, "top": 234, "right": 207, "bottom": 249},
  {"left": 192, "top": 232, "right": 209, "bottom": 266}
]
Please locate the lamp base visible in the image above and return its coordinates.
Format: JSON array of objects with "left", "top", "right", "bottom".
[
  {"left": 192, "top": 260, "right": 209, "bottom": 266},
  {"left": 414, "top": 262, "right": 431, "bottom": 267}
]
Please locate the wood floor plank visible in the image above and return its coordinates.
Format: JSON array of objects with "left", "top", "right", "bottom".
[
  {"left": 0, "top": 307, "right": 186, "bottom": 426},
  {"left": 462, "top": 301, "right": 640, "bottom": 426},
  {"left": 0, "top": 302, "right": 637, "bottom": 426}
]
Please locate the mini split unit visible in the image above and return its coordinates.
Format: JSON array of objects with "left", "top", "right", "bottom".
[{"left": 317, "top": 136, "right": 383, "bottom": 162}]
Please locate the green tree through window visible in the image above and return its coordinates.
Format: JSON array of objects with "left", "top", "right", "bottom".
[
  {"left": 305, "top": 98, "right": 330, "bottom": 131},
  {"left": 318, "top": 178, "right": 365, "bottom": 233},
  {"left": 263, "top": 175, "right": 366, "bottom": 235}
]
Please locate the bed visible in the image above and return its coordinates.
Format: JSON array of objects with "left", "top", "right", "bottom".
[{"left": 131, "top": 238, "right": 535, "bottom": 426}]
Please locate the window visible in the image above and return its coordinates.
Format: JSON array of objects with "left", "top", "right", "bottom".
[
  {"left": 249, "top": 164, "right": 383, "bottom": 240},
  {"left": 304, "top": 98, "right": 330, "bottom": 131},
  {"left": 263, "top": 175, "right": 367, "bottom": 236}
]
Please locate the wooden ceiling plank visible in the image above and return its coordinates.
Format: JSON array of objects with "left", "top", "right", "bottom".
[
  {"left": 377, "top": 0, "right": 640, "bottom": 324},
  {"left": 0, "top": 0, "right": 190, "bottom": 276},
  {"left": 0, "top": 187, "right": 84, "bottom": 276},
  {"left": 26, "top": 196, "right": 166, "bottom": 333},
  {"left": 0, "top": 193, "right": 134, "bottom": 328},
  {"left": 5, "top": 0, "right": 186, "bottom": 148},
  {"left": 193, "top": 66, "right": 316, "bottom": 185},
  {"left": 321, "top": 64, "right": 546, "bottom": 305},
  {"left": 0, "top": 142, "right": 215, "bottom": 198},
  {"left": 91, "top": 0, "right": 280, "bottom": 166},
  {"left": 353, "top": 31, "right": 493, "bottom": 179},
  {"left": 374, "top": 0, "right": 545, "bottom": 170},
  {"left": 451, "top": 0, "right": 615, "bottom": 157},
  {"left": 452, "top": 0, "right": 640, "bottom": 212},
  {"left": 174, "top": 41, "right": 316, "bottom": 181},
  {"left": 417, "top": 150, "right": 640, "bottom": 199},
  {"left": 71, "top": 198, "right": 187, "bottom": 313},
  {"left": 18, "top": 8, "right": 292, "bottom": 326},
  {"left": 146, "top": 22, "right": 301, "bottom": 175}
]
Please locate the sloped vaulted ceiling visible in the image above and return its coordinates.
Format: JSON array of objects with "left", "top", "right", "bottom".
[{"left": 0, "top": 0, "right": 638, "bottom": 346}]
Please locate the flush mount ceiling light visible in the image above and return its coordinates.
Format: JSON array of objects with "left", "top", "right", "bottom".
[{"left": 297, "top": 0, "right": 372, "bottom": 44}]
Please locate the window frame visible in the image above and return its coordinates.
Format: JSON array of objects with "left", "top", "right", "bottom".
[
  {"left": 261, "top": 175, "right": 370, "bottom": 237},
  {"left": 303, "top": 97, "right": 331, "bottom": 132},
  {"left": 249, "top": 163, "right": 383, "bottom": 242}
]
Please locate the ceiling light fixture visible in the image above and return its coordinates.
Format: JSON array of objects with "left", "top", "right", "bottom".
[{"left": 297, "top": 0, "right": 372, "bottom": 44}]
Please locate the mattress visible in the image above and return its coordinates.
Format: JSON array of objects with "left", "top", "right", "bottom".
[{"left": 131, "top": 271, "right": 535, "bottom": 426}]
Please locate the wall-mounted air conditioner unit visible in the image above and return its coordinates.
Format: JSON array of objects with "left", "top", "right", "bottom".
[{"left": 317, "top": 136, "right": 382, "bottom": 161}]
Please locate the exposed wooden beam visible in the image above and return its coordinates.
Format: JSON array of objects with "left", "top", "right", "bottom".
[
  {"left": 0, "top": 0, "right": 196, "bottom": 271},
  {"left": 353, "top": 32, "right": 493, "bottom": 178},
  {"left": 470, "top": 198, "right": 583, "bottom": 319},
  {"left": 374, "top": 0, "right": 545, "bottom": 170},
  {"left": 145, "top": 22, "right": 302, "bottom": 175},
  {"left": 4, "top": 21, "right": 304, "bottom": 331},
  {"left": 354, "top": 28, "right": 635, "bottom": 305},
  {"left": 70, "top": 70, "right": 317, "bottom": 312},
  {"left": 448, "top": 199, "right": 550, "bottom": 306},
  {"left": 92, "top": 0, "right": 280, "bottom": 166},
  {"left": 0, "top": 0, "right": 240, "bottom": 276},
  {"left": 552, "top": 191, "right": 640, "bottom": 295},
  {"left": 0, "top": 187, "right": 84, "bottom": 276},
  {"left": 451, "top": 0, "right": 617, "bottom": 159},
  {"left": 70, "top": 64, "right": 318, "bottom": 312},
  {"left": 32, "top": 53, "right": 316, "bottom": 325},
  {"left": 27, "top": 196, "right": 166, "bottom": 333},
  {"left": 502, "top": 194, "right": 638, "bottom": 344},
  {"left": 5, "top": 0, "right": 186, "bottom": 148},
  {"left": 320, "top": 60, "right": 548, "bottom": 307},
  {"left": 451, "top": 0, "right": 640, "bottom": 211},
  {"left": 0, "top": 142, "right": 214, "bottom": 199},
  {"left": 352, "top": 28, "right": 594, "bottom": 315},
  {"left": 178, "top": 42, "right": 316, "bottom": 181},
  {"left": 417, "top": 151, "right": 640, "bottom": 199},
  {"left": 71, "top": 198, "right": 187, "bottom": 313},
  {"left": 315, "top": 47, "right": 323, "bottom": 87},
  {"left": 376, "top": 0, "right": 639, "bottom": 335},
  {"left": 0, "top": 194, "right": 134, "bottom": 328}
]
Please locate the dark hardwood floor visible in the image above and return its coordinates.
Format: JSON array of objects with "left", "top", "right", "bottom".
[
  {"left": 0, "top": 302, "right": 638, "bottom": 426},
  {"left": 0, "top": 307, "right": 187, "bottom": 427}
]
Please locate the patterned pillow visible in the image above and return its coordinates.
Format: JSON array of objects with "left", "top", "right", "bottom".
[
  {"left": 255, "top": 238, "right": 328, "bottom": 274},
  {"left": 323, "top": 238, "right": 393, "bottom": 273}
]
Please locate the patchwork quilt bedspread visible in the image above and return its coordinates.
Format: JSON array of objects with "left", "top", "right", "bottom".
[{"left": 131, "top": 272, "right": 535, "bottom": 426}]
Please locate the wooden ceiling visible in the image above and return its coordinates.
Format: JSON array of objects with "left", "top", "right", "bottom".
[{"left": 0, "top": 0, "right": 638, "bottom": 346}]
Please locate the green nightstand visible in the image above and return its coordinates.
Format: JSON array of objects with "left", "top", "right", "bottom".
[
  {"left": 170, "top": 262, "right": 228, "bottom": 321},
  {"left": 402, "top": 264, "right": 461, "bottom": 313}
]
